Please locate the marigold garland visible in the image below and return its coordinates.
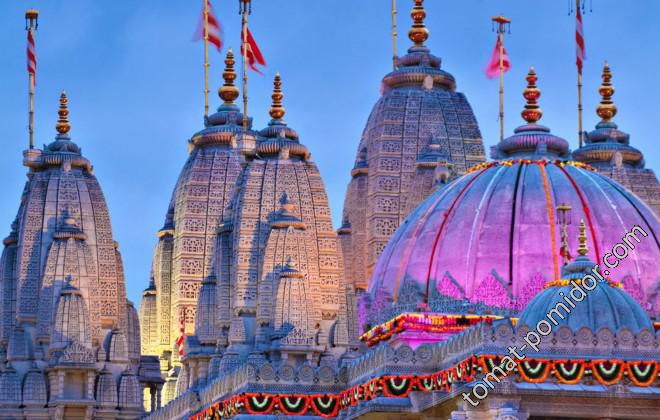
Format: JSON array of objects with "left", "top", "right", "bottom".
[
  {"left": 188, "top": 355, "right": 658, "bottom": 419},
  {"left": 465, "top": 159, "right": 594, "bottom": 175}
]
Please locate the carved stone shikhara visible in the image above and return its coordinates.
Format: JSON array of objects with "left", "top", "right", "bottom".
[{"left": 0, "top": 92, "right": 161, "bottom": 419}]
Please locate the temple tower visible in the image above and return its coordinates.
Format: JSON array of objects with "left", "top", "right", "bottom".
[
  {"left": 177, "top": 74, "right": 350, "bottom": 393},
  {"left": 0, "top": 92, "right": 152, "bottom": 419},
  {"left": 139, "top": 50, "right": 255, "bottom": 374},
  {"left": 340, "top": 0, "right": 486, "bottom": 292}
]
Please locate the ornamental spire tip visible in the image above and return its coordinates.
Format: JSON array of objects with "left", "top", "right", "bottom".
[
  {"left": 56, "top": 91, "right": 71, "bottom": 135},
  {"left": 408, "top": 0, "right": 429, "bottom": 46},
  {"left": 219, "top": 49, "right": 240, "bottom": 106},
  {"left": 521, "top": 67, "right": 542, "bottom": 124},
  {"left": 269, "top": 72, "right": 285, "bottom": 120},
  {"left": 596, "top": 62, "right": 617, "bottom": 123}
]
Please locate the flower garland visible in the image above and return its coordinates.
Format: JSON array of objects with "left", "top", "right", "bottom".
[
  {"left": 466, "top": 159, "right": 595, "bottom": 175},
  {"left": 188, "top": 355, "right": 658, "bottom": 419},
  {"left": 542, "top": 278, "right": 623, "bottom": 289},
  {"left": 360, "top": 313, "right": 502, "bottom": 347}
]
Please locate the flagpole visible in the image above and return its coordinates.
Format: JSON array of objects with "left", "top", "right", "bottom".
[
  {"left": 26, "top": 9, "right": 38, "bottom": 149},
  {"left": 492, "top": 16, "right": 510, "bottom": 141},
  {"left": 203, "top": 0, "right": 210, "bottom": 117},
  {"left": 576, "top": 0, "right": 583, "bottom": 148},
  {"left": 391, "top": 0, "right": 397, "bottom": 70},
  {"left": 241, "top": 3, "right": 249, "bottom": 136}
]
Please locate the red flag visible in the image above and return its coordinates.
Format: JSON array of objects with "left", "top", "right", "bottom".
[
  {"left": 193, "top": 0, "right": 223, "bottom": 51},
  {"left": 177, "top": 317, "right": 185, "bottom": 356},
  {"left": 576, "top": 7, "right": 586, "bottom": 75},
  {"left": 240, "top": 27, "right": 266, "bottom": 74},
  {"left": 485, "top": 38, "right": 510, "bottom": 79},
  {"left": 27, "top": 30, "right": 37, "bottom": 85}
]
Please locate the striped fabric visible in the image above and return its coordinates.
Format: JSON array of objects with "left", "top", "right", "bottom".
[
  {"left": 177, "top": 317, "right": 185, "bottom": 356},
  {"left": 576, "top": 6, "right": 586, "bottom": 74},
  {"left": 193, "top": 0, "right": 223, "bottom": 51},
  {"left": 27, "top": 30, "right": 36, "bottom": 83}
]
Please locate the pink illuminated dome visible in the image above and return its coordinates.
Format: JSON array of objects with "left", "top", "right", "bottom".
[{"left": 359, "top": 68, "right": 660, "bottom": 332}]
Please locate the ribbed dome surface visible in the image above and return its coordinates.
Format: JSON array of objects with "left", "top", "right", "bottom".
[{"left": 363, "top": 160, "right": 660, "bottom": 328}]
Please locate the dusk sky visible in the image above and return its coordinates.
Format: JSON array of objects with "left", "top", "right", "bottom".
[{"left": 2, "top": 0, "right": 658, "bottom": 306}]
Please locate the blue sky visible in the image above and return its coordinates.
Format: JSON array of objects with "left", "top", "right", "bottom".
[{"left": 1, "top": 0, "right": 658, "bottom": 306}]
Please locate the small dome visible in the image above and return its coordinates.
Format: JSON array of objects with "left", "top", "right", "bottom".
[
  {"left": 519, "top": 222, "right": 653, "bottom": 333},
  {"left": 22, "top": 365, "right": 47, "bottom": 407},
  {"left": 95, "top": 366, "right": 118, "bottom": 408},
  {"left": 51, "top": 283, "right": 92, "bottom": 350},
  {"left": 106, "top": 329, "right": 129, "bottom": 363},
  {"left": 0, "top": 363, "right": 21, "bottom": 406},
  {"left": 272, "top": 265, "right": 317, "bottom": 347},
  {"left": 118, "top": 370, "right": 142, "bottom": 409},
  {"left": 519, "top": 279, "right": 653, "bottom": 333}
]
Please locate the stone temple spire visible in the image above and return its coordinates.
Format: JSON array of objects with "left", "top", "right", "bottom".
[
  {"left": 408, "top": 0, "right": 429, "bottom": 47},
  {"left": 340, "top": 0, "right": 486, "bottom": 293}
]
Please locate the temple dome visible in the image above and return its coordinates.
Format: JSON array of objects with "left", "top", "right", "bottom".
[
  {"left": 519, "top": 222, "right": 654, "bottom": 333},
  {"left": 361, "top": 69, "right": 660, "bottom": 330}
]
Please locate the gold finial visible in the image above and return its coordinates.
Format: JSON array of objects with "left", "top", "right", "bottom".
[
  {"left": 577, "top": 219, "right": 589, "bottom": 256},
  {"left": 219, "top": 48, "right": 240, "bottom": 106},
  {"left": 596, "top": 61, "right": 617, "bottom": 122},
  {"left": 521, "top": 67, "right": 542, "bottom": 124},
  {"left": 408, "top": 0, "right": 429, "bottom": 46},
  {"left": 56, "top": 91, "right": 71, "bottom": 135},
  {"left": 269, "top": 72, "right": 285, "bottom": 120}
]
